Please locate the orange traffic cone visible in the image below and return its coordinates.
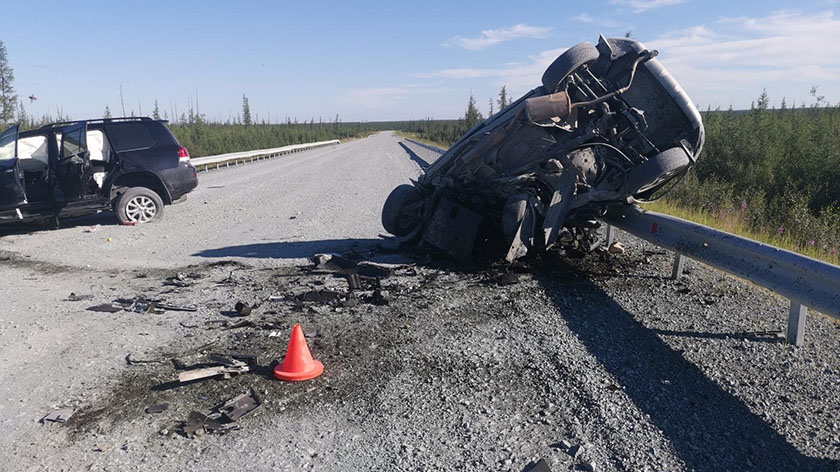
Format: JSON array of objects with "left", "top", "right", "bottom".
[{"left": 274, "top": 324, "right": 324, "bottom": 381}]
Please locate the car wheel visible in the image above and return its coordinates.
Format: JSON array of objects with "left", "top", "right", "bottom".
[
  {"left": 541, "top": 42, "right": 600, "bottom": 93},
  {"left": 622, "top": 147, "right": 692, "bottom": 196},
  {"left": 382, "top": 184, "right": 423, "bottom": 236},
  {"left": 115, "top": 187, "right": 165, "bottom": 224}
]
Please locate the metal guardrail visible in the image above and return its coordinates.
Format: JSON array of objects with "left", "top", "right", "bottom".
[
  {"left": 404, "top": 138, "right": 447, "bottom": 155},
  {"left": 602, "top": 205, "right": 840, "bottom": 346},
  {"left": 190, "top": 140, "right": 340, "bottom": 172}
]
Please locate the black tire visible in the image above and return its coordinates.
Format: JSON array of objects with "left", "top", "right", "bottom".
[
  {"left": 622, "top": 147, "right": 692, "bottom": 196},
  {"left": 382, "top": 184, "right": 423, "bottom": 236},
  {"left": 541, "top": 42, "right": 600, "bottom": 93},
  {"left": 115, "top": 186, "right": 165, "bottom": 224}
]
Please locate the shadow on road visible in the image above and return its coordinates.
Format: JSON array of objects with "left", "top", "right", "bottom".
[
  {"left": 0, "top": 212, "right": 119, "bottom": 236},
  {"left": 193, "top": 238, "right": 383, "bottom": 260},
  {"left": 398, "top": 142, "right": 432, "bottom": 170},
  {"left": 536, "top": 260, "right": 835, "bottom": 471}
]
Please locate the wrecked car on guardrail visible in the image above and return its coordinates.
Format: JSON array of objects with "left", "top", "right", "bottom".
[{"left": 382, "top": 35, "right": 704, "bottom": 263}]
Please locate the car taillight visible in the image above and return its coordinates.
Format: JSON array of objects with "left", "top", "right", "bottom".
[{"left": 178, "top": 147, "right": 190, "bottom": 161}]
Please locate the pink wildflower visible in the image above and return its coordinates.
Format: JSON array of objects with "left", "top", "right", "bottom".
[{"left": 807, "top": 240, "right": 815, "bottom": 247}]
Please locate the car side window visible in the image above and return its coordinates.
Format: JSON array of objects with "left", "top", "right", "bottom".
[{"left": 107, "top": 124, "right": 155, "bottom": 152}]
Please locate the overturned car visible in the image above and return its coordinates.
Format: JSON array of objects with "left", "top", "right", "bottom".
[{"left": 382, "top": 36, "right": 704, "bottom": 262}]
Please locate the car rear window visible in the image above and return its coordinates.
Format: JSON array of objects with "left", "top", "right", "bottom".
[{"left": 107, "top": 124, "right": 155, "bottom": 152}]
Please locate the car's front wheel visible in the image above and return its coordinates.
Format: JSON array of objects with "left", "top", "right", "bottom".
[
  {"left": 115, "top": 187, "right": 165, "bottom": 224},
  {"left": 382, "top": 184, "right": 423, "bottom": 236}
]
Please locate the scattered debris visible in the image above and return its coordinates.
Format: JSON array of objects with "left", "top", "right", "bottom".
[
  {"left": 182, "top": 411, "right": 234, "bottom": 436},
  {"left": 41, "top": 408, "right": 74, "bottom": 424},
  {"left": 218, "top": 390, "right": 261, "bottom": 421},
  {"left": 177, "top": 356, "right": 250, "bottom": 383},
  {"left": 357, "top": 261, "right": 395, "bottom": 278},
  {"left": 608, "top": 242, "right": 625, "bottom": 255},
  {"left": 580, "top": 460, "right": 597, "bottom": 471},
  {"left": 225, "top": 319, "right": 255, "bottom": 330},
  {"left": 523, "top": 458, "right": 552, "bottom": 472},
  {"left": 234, "top": 301, "right": 255, "bottom": 316},
  {"left": 125, "top": 353, "right": 168, "bottom": 365},
  {"left": 346, "top": 273, "right": 362, "bottom": 290},
  {"left": 146, "top": 403, "right": 169, "bottom": 414},
  {"left": 157, "top": 302, "right": 198, "bottom": 312},
  {"left": 497, "top": 272, "right": 520, "bottom": 286},
  {"left": 65, "top": 292, "right": 93, "bottom": 302},
  {"left": 164, "top": 273, "right": 192, "bottom": 287},
  {"left": 313, "top": 253, "right": 357, "bottom": 272},
  {"left": 83, "top": 224, "right": 101, "bottom": 233},
  {"left": 87, "top": 298, "right": 195, "bottom": 314},
  {"left": 86, "top": 303, "right": 123, "bottom": 313},
  {"left": 368, "top": 288, "right": 389, "bottom": 306},
  {"left": 567, "top": 444, "right": 583, "bottom": 459},
  {"left": 297, "top": 290, "right": 342, "bottom": 303}
]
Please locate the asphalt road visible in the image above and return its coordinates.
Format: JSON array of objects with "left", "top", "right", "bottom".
[{"left": 1, "top": 132, "right": 838, "bottom": 472}]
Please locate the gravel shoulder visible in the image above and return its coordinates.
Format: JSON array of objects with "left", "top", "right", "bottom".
[{"left": 1, "top": 133, "right": 838, "bottom": 471}]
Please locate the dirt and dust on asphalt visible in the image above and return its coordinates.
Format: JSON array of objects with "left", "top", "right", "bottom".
[{"left": 1, "top": 133, "right": 840, "bottom": 471}]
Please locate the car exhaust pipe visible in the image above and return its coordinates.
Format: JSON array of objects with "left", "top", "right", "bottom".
[{"left": 525, "top": 91, "right": 573, "bottom": 122}]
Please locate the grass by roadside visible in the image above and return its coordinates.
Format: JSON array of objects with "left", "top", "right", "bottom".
[
  {"left": 395, "top": 131, "right": 449, "bottom": 150},
  {"left": 644, "top": 199, "right": 840, "bottom": 266}
]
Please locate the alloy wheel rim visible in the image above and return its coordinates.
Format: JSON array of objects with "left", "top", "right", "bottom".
[{"left": 125, "top": 196, "right": 157, "bottom": 223}]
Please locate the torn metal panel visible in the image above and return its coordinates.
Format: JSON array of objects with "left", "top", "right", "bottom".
[
  {"left": 422, "top": 198, "right": 483, "bottom": 263},
  {"left": 218, "top": 390, "right": 261, "bottom": 422},
  {"left": 41, "top": 408, "right": 74, "bottom": 424}
]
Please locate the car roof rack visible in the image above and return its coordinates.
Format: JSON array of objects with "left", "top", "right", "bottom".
[{"left": 38, "top": 116, "right": 164, "bottom": 129}]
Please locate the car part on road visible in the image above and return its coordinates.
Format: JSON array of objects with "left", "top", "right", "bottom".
[
  {"left": 218, "top": 389, "right": 261, "bottom": 421},
  {"left": 41, "top": 408, "right": 74, "bottom": 424},
  {"left": 177, "top": 357, "right": 249, "bottom": 383},
  {"left": 234, "top": 301, "right": 254, "bottom": 316},
  {"left": 383, "top": 35, "right": 703, "bottom": 263}
]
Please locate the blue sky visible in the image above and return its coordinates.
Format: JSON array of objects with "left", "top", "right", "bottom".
[{"left": 3, "top": 0, "right": 839, "bottom": 122}]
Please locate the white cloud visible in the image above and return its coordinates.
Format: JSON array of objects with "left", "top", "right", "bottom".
[
  {"left": 610, "top": 0, "right": 688, "bottom": 13},
  {"left": 647, "top": 10, "right": 840, "bottom": 107},
  {"left": 412, "top": 48, "right": 568, "bottom": 96},
  {"left": 408, "top": 10, "right": 840, "bottom": 113},
  {"left": 447, "top": 24, "right": 552, "bottom": 50},
  {"left": 573, "top": 13, "right": 620, "bottom": 28},
  {"left": 340, "top": 85, "right": 448, "bottom": 109}
]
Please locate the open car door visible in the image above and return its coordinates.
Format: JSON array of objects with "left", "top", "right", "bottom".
[
  {"left": 56, "top": 122, "right": 90, "bottom": 202},
  {"left": 0, "top": 124, "right": 27, "bottom": 211}
]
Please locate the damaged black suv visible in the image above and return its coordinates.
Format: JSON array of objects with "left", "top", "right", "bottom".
[
  {"left": 0, "top": 117, "right": 198, "bottom": 227},
  {"left": 383, "top": 35, "right": 704, "bottom": 262}
]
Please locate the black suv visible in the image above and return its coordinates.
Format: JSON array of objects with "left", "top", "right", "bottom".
[{"left": 0, "top": 117, "right": 198, "bottom": 227}]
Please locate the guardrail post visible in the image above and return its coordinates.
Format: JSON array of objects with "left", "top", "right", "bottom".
[
  {"left": 605, "top": 224, "right": 616, "bottom": 246},
  {"left": 671, "top": 253, "right": 686, "bottom": 279},
  {"left": 786, "top": 301, "right": 807, "bottom": 346}
]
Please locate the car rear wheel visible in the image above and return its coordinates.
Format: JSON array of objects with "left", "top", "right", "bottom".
[
  {"left": 115, "top": 187, "right": 165, "bottom": 224},
  {"left": 622, "top": 147, "right": 692, "bottom": 196},
  {"left": 541, "top": 42, "right": 600, "bottom": 93},
  {"left": 382, "top": 184, "right": 423, "bottom": 236}
]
